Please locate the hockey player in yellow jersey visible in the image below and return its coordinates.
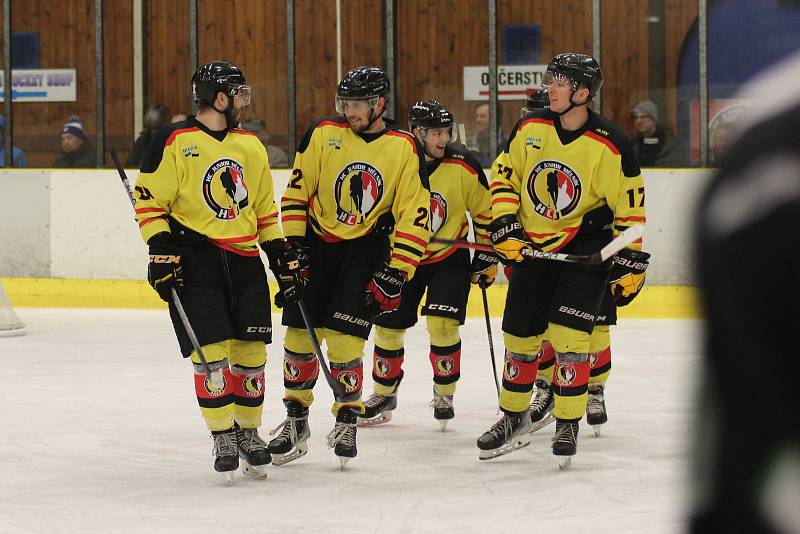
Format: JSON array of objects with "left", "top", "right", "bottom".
[
  {"left": 516, "top": 90, "right": 649, "bottom": 439},
  {"left": 477, "top": 53, "right": 649, "bottom": 468},
  {"left": 133, "top": 61, "right": 305, "bottom": 482},
  {"left": 269, "top": 66, "right": 431, "bottom": 467},
  {"left": 357, "top": 101, "right": 497, "bottom": 431}
]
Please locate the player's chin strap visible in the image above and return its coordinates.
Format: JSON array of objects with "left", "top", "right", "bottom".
[
  {"left": 555, "top": 92, "right": 589, "bottom": 116},
  {"left": 365, "top": 101, "right": 387, "bottom": 131}
]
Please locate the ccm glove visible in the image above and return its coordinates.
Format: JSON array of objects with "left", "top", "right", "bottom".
[
  {"left": 470, "top": 250, "right": 500, "bottom": 288},
  {"left": 609, "top": 248, "right": 651, "bottom": 306},
  {"left": 489, "top": 214, "right": 534, "bottom": 263},
  {"left": 263, "top": 238, "right": 310, "bottom": 308},
  {"left": 147, "top": 232, "right": 183, "bottom": 302},
  {"left": 365, "top": 263, "right": 406, "bottom": 316}
]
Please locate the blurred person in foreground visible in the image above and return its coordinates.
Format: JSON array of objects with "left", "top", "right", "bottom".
[{"left": 693, "top": 50, "right": 800, "bottom": 533}]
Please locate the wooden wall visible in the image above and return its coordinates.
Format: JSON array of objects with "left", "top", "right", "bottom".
[{"left": 3, "top": 0, "right": 699, "bottom": 168}]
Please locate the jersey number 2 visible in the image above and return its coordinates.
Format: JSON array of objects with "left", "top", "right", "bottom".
[{"left": 414, "top": 207, "right": 430, "bottom": 231}]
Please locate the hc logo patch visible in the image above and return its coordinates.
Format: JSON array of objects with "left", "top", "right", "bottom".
[
  {"left": 504, "top": 360, "right": 520, "bottom": 381},
  {"left": 556, "top": 363, "right": 577, "bottom": 386},
  {"left": 204, "top": 374, "right": 227, "bottom": 397},
  {"left": 434, "top": 355, "right": 455, "bottom": 376},
  {"left": 337, "top": 371, "right": 361, "bottom": 393},
  {"left": 589, "top": 352, "right": 598, "bottom": 368},
  {"left": 283, "top": 360, "right": 301, "bottom": 381},
  {"left": 242, "top": 374, "right": 264, "bottom": 397},
  {"left": 375, "top": 357, "right": 392, "bottom": 378}
]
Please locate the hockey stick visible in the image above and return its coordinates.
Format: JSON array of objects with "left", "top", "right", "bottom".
[
  {"left": 479, "top": 284, "right": 500, "bottom": 398},
  {"left": 110, "top": 150, "right": 220, "bottom": 388},
  {"left": 432, "top": 224, "right": 644, "bottom": 265},
  {"left": 296, "top": 299, "right": 346, "bottom": 397}
]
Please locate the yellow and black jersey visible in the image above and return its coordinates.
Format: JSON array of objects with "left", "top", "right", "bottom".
[
  {"left": 133, "top": 117, "right": 282, "bottom": 256},
  {"left": 423, "top": 144, "right": 492, "bottom": 264},
  {"left": 491, "top": 108, "right": 645, "bottom": 252},
  {"left": 281, "top": 116, "right": 431, "bottom": 278}
]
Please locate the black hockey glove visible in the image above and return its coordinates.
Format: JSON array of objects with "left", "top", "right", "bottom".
[
  {"left": 609, "top": 248, "right": 651, "bottom": 306},
  {"left": 365, "top": 263, "right": 406, "bottom": 317},
  {"left": 263, "top": 238, "right": 310, "bottom": 308},
  {"left": 470, "top": 250, "right": 500, "bottom": 288},
  {"left": 373, "top": 211, "right": 396, "bottom": 236},
  {"left": 147, "top": 232, "right": 183, "bottom": 302},
  {"left": 489, "top": 214, "right": 535, "bottom": 264}
]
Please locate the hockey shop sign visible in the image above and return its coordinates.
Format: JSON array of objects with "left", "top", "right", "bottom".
[
  {"left": 463, "top": 65, "right": 547, "bottom": 101},
  {"left": 0, "top": 69, "right": 77, "bottom": 102}
]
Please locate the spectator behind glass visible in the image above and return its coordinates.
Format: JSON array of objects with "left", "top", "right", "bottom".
[
  {"left": 241, "top": 117, "right": 289, "bottom": 167},
  {"left": 126, "top": 104, "right": 171, "bottom": 167},
  {"left": 465, "top": 102, "right": 507, "bottom": 168},
  {"left": 170, "top": 113, "right": 187, "bottom": 124},
  {"left": 630, "top": 100, "right": 684, "bottom": 167},
  {"left": 0, "top": 115, "right": 27, "bottom": 168},
  {"left": 52, "top": 115, "right": 95, "bottom": 168}
]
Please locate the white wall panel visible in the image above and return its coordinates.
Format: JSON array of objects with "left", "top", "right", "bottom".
[{"left": 0, "top": 168, "right": 713, "bottom": 284}]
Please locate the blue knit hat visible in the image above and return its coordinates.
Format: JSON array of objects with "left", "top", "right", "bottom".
[{"left": 60, "top": 115, "right": 86, "bottom": 140}]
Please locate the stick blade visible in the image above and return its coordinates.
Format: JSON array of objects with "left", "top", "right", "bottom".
[{"left": 599, "top": 224, "right": 645, "bottom": 261}]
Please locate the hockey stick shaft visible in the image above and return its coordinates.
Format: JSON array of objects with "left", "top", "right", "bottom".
[
  {"left": 432, "top": 224, "right": 645, "bottom": 265},
  {"left": 480, "top": 284, "right": 500, "bottom": 398},
  {"left": 110, "top": 150, "right": 216, "bottom": 384},
  {"left": 297, "top": 298, "right": 346, "bottom": 397}
]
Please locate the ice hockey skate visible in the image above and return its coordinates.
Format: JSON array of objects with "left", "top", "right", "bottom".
[
  {"left": 235, "top": 424, "right": 270, "bottom": 479},
  {"left": 268, "top": 400, "right": 310, "bottom": 466},
  {"left": 477, "top": 410, "right": 532, "bottom": 460},
  {"left": 357, "top": 391, "right": 398, "bottom": 427},
  {"left": 552, "top": 419, "right": 579, "bottom": 470},
  {"left": 211, "top": 428, "right": 240, "bottom": 485},
  {"left": 528, "top": 379, "right": 555, "bottom": 433},
  {"left": 429, "top": 388, "right": 454, "bottom": 431},
  {"left": 586, "top": 385, "right": 607, "bottom": 437},
  {"left": 327, "top": 407, "right": 358, "bottom": 469}
]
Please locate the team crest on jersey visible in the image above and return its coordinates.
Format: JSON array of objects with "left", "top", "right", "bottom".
[
  {"left": 374, "top": 357, "right": 392, "bottom": 378},
  {"left": 504, "top": 360, "right": 520, "bottom": 380},
  {"left": 204, "top": 374, "right": 227, "bottom": 397},
  {"left": 527, "top": 160, "right": 582, "bottom": 220},
  {"left": 242, "top": 373, "right": 264, "bottom": 397},
  {"left": 203, "top": 159, "right": 249, "bottom": 220},
  {"left": 337, "top": 371, "right": 361, "bottom": 393},
  {"left": 429, "top": 192, "right": 448, "bottom": 234},
  {"left": 588, "top": 352, "right": 598, "bottom": 368},
  {"left": 283, "top": 360, "right": 301, "bottom": 381},
  {"left": 334, "top": 161, "right": 384, "bottom": 225},
  {"left": 434, "top": 355, "right": 455, "bottom": 376},
  {"left": 555, "top": 363, "right": 577, "bottom": 385}
]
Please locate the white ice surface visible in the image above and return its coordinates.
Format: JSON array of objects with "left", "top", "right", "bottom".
[{"left": 0, "top": 310, "right": 699, "bottom": 533}]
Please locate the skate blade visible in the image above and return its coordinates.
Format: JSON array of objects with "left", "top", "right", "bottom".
[
  {"left": 438, "top": 419, "right": 449, "bottom": 432},
  {"left": 478, "top": 435, "right": 532, "bottom": 460},
  {"left": 592, "top": 424, "right": 603, "bottom": 437},
  {"left": 528, "top": 413, "right": 555, "bottom": 434},
  {"left": 222, "top": 470, "right": 235, "bottom": 485},
  {"left": 270, "top": 442, "right": 308, "bottom": 466},
  {"left": 241, "top": 461, "right": 268, "bottom": 480},
  {"left": 338, "top": 456, "right": 351, "bottom": 470},
  {"left": 558, "top": 456, "right": 572, "bottom": 470},
  {"left": 357, "top": 410, "right": 393, "bottom": 427}
]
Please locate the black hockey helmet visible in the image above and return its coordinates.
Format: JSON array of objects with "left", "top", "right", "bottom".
[
  {"left": 408, "top": 100, "right": 456, "bottom": 138},
  {"left": 522, "top": 89, "right": 550, "bottom": 114},
  {"left": 336, "top": 66, "right": 390, "bottom": 100},
  {"left": 544, "top": 53, "right": 603, "bottom": 99},
  {"left": 192, "top": 61, "right": 250, "bottom": 106}
]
